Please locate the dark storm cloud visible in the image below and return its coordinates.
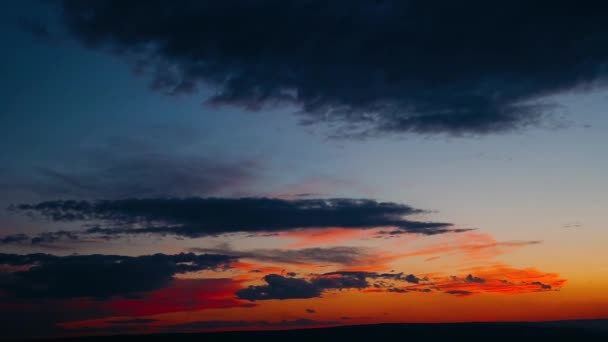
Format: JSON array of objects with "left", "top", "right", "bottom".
[
  {"left": 0, "top": 252, "right": 235, "bottom": 298},
  {"left": 191, "top": 246, "right": 373, "bottom": 266},
  {"left": 56, "top": 0, "right": 608, "bottom": 137},
  {"left": 236, "top": 271, "right": 426, "bottom": 300},
  {"left": 13, "top": 197, "right": 456, "bottom": 237}
]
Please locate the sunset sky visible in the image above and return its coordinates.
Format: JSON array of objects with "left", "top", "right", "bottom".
[{"left": 1, "top": 1, "right": 608, "bottom": 339}]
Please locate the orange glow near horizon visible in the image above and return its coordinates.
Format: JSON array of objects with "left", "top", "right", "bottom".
[
  {"left": 4, "top": 226, "right": 608, "bottom": 338},
  {"left": 50, "top": 226, "right": 608, "bottom": 338}
]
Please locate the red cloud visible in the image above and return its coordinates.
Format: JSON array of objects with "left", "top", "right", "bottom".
[{"left": 105, "top": 278, "right": 254, "bottom": 316}]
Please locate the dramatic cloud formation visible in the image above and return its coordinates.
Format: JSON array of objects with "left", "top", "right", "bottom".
[
  {"left": 236, "top": 266, "right": 566, "bottom": 301},
  {"left": 56, "top": 0, "right": 608, "bottom": 136},
  {"left": 0, "top": 252, "right": 235, "bottom": 298},
  {"left": 0, "top": 276, "right": 253, "bottom": 339},
  {"left": 12, "top": 197, "right": 457, "bottom": 237}
]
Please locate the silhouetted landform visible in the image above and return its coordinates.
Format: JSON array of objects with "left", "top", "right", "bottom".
[{"left": 29, "top": 320, "right": 608, "bottom": 342}]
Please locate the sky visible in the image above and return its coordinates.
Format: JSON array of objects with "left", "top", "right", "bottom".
[{"left": 1, "top": 0, "right": 608, "bottom": 339}]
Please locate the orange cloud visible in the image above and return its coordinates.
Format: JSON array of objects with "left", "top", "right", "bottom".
[
  {"left": 429, "top": 264, "right": 566, "bottom": 296},
  {"left": 230, "top": 261, "right": 285, "bottom": 274},
  {"left": 393, "top": 232, "right": 541, "bottom": 261},
  {"left": 278, "top": 228, "right": 380, "bottom": 248}
]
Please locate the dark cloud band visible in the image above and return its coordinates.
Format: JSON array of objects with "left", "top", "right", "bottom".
[
  {"left": 57, "top": 0, "right": 608, "bottom": 136},
  {"left": 0, "top": 252, "right": 235, "bottom": 298},
  {"left": 12, "top": 197, "right": 456, "bottom": 238}
]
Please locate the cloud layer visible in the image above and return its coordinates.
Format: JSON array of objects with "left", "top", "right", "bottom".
[
  {"left": 57, "top": 0, "right": 608, "bottom": 136},
  {"left": 236, "top": 266, "right": 565, "bottom": 301},
  {"left": 236, "top": 271, "right": 424, "bottom": 300},
  {"left": 0, "top": 252, "right": 234, "bottom": 298},
  {"left": 12, "top": 197, "right": 456, "bottom": 238},
  {"left": 191, "top": 246, "right": 375, "bottom": 267}
]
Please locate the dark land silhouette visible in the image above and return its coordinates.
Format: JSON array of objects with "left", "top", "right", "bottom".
[{"left": 30, "top": 320, "right": 608, "bottom": 342}]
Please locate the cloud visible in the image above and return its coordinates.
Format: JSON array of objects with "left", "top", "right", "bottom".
[
  {"left": 191, "top": 246, "right": 374, "bottom": 266},
  {"left": 236, "top": 271, "right": 424, "bottom": 301},
  {"left": 236, "top": 264, "right": 567, "bottom": 301},
  {"left": 236, "top": 274, "right": 322, "bottom": 301},
  {"left": 0, "top": 276, "right": 254, "bottom": 339},
  {"left": 102, "top": 278, "right": 254, "bottom": 316},
  {"left": 404, "top": 274, "right": 421, "bottom": 284},
  {"left": 434, "top": 264, "right": 566, "bottom": 296},
  {"left": 0, "top": 253, "right": 251, "bottom": 339},
  {"left": 312, "top": 272, "right": 370, "bottom": 290},
  {"left": 0, "top": 145, "right": 259, "bottom": 199},
  {"left": 387, "top": 288, "right": 409, "bottom": 293},
  {"left": 12, "top": 197, "right": 457, "bottom": 238},
  {"left": 278, "top": 228, "right": 382, "bottom": 248},
  {"left": 0, "top": 252, "right": 235, "bottom": 298},
  {"left": 0, "top": 231, "right": 84, "bottom": 247},
  {"left": 56, "top": 1, "right": 608, "bottom": 137},
  {"left": 465, "top": 274, "right": 486, "bottom": 283},
  {"left": 392, "top": 232, "right": 542, "bottom": 261},
  {"left": 531, "top": 281, "right": 552, "bottom": 290},
  {"left": 0, "top": 233, "right": 30, "bottom": 244}
]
